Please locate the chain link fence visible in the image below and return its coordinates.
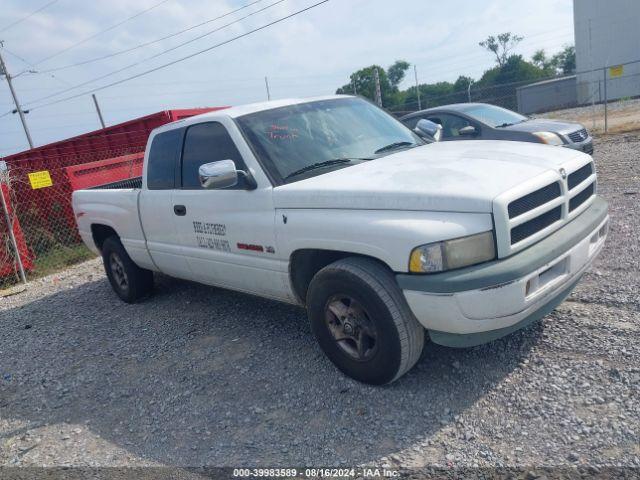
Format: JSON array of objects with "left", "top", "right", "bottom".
[
  {"left": 387, "top": 60, "right": 640, "bottom": 136},
  {"left": 0, "top": 139, "right": 145, "bottom": 293}
]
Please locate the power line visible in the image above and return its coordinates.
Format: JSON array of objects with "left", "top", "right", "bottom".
[
  {"left": 34, "top": 0, "right": 173, "bottom": 66},
  {"left": 35, "top": 0, "right": 267, "bottom": 74},
  {"left": 0, "top": 0, "right": 60, "bottom": 34},
  {"left": 2, "top": 46, "right": 71, "bottom": 87},
  {"left": 25, "top": 0, "right": 288, "bottom": 106},
  {"left": 28, "top": 0, "right": 330, "bottom": 112}
]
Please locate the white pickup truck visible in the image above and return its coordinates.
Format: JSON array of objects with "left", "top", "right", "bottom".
[{"left": 73, "top": 95, "right": 608, "bottom": 385}]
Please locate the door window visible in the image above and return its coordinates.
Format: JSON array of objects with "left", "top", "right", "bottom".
[
  {"left": 427, "top": 114, "right": 473, "bottom": 139},
  {"left": 146, "top": 129, "right": 181, "bottom": 190},
  {"left": 181, "top": 122, "right": 247, "bottom": 189}
]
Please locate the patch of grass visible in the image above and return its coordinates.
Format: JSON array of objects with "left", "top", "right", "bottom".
[{"left": 30, "top": 243, "right": 97, "bottom": 279}]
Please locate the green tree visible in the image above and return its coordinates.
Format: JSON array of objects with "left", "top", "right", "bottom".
[
  {"left": 550, "top": 46, "right": 576, "bottom": 74},
  {"left": 479, "top": 33, "right": 524, "bottom": 67},
  {"left": 530, "top": 46, "right": 576, "bottom": 75},
  {"left": 453, "top": 75, "right": 474, "bottom": 93},
  {"left": 336, "top": 61, "right": 410, "bottom": 107},
  {"left": 532, "top": 49, "right": 549, "bottom": 69},
  {"left": 475, "top": 54, "right": 547, "bottom": 109},
  {"left": 387, "top": 60, "right": 410, "bottom": 87}
]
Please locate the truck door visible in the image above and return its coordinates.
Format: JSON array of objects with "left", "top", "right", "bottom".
[
  {"left": 138, "top": 128, "right": 193, "bottom": 279},
  {"left": 171, "top": 119, "right": 294, "bottom": 302}
]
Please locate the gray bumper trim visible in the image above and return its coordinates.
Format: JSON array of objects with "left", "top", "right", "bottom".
[{"left": 428, "top": 275, "right": 581, "bottom": 348}]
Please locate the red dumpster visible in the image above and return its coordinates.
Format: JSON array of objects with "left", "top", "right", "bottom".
[
  {"left": 64, "top": 152, "right": 144, "bottom": 191},
  {"left": 1, "top": 108, "right": 227, "bottom": 258}
]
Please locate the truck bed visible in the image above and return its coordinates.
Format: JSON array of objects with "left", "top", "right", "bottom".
[
  {"left": 90, "top": 176, "right": 142, "bottom": 190},
  {"left": 72, "top": 187, "right": 145, "bottom": 258}
]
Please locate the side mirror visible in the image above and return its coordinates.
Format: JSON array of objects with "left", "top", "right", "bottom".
[
  {"left": 198, "top": 160, "right": 256, "bottom": 190},
  {"left": 458, "top": 125, "right": 477, "bottom": 136},
  {"left": 414, "top": 119, "right": 442, "bottom": 143}
]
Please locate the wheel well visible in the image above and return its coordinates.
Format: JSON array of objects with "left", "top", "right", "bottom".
[
  {"left": 91, "top": 224, "right": 118, "bottom": 252},
  {"left": 289, "top": 249, "right": 392, "bottom": 305}
]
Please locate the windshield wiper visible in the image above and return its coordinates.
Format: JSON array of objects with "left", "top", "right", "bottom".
[
  {"left": 495, "top": 122, "right": 514, "bottom": 128},
  {"left": 374, "top": 141, "right": 416, "bottom": 154},
  {"left": 284, "top": 158, "right": 368, "bottom": 180}
]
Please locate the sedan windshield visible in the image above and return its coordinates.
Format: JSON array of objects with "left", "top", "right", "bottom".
[
  {"left": 236, "top": 97, "right": 421, "bottom": 183},
  {"left": 459, "top": 104, "right": 527, "bottom": 128}
]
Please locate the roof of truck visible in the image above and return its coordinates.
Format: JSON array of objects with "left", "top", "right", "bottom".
[
  {"left": 148, "top": 95, "right": 356, "bottom": 136},
  {"left": 193, "top": 94, "right": 352, "bottom": 120}
]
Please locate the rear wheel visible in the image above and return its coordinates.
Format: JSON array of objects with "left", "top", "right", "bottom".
[
  {"left": 307, "top": 257, "right": 424, "bottom": 385},
  {"left": 102, "top": 236, "right": 153, "bottom": 303}
]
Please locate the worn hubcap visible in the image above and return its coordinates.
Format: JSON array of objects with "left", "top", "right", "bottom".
[
  {"left": 325, "top": 295, "right": 378, "bottom": 361},
  {"left": 109, "top": 253, "right": 128, "bottom": 290}
]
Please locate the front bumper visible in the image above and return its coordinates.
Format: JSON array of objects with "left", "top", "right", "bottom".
[{"left": 396, "top": 196, "right": 608, "bottom": 347}]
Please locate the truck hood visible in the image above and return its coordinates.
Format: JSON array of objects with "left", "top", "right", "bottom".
[{"left": 273, "top": 140, "right": 588, "bottom": 213}]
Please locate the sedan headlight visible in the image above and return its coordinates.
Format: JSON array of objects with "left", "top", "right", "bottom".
[
  {"left": 533, "top": 131, "right": 564, "bottom": 146},
  {"left": 409, "top": 231, "right": 496, "bottom": 273}
]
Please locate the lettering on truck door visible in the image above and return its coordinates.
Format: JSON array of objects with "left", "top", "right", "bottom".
[{"left": 171, "top": 119, "right": 294, "bottom": 301}]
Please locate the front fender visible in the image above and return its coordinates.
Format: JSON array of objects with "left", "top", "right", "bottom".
[{"left": 275, "top": 209, "right": 493, "bottom": 272}]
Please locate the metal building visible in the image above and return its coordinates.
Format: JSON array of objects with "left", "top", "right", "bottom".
[
  {"left": 574, "top": 0, "right": 640, "bottom": 104},
  {"left": 516, "top": 76, "right": 577, "bottom": 114}
]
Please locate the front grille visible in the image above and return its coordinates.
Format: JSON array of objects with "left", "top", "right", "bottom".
[
  {"left": 497, "top": 159, "right": 598, "bottom": 256},
  {"left": 568, "top": 128, "right": 588, "bottom": 143},
  {"left": 568, "top": 162, "right": 593, "bottom": 189},
  {"left": 569, "top": 183, "right": 595, "bottom": 212},
  {"left": 508, "top": 182, "right": 561, "bottom": 218},
  {"left": 511, "top": 206, "right": 562, "bottom": 245}
]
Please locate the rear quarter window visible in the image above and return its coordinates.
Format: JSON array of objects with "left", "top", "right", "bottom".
[{"left": 146, "top": 129, "right": 182, "bottom": 190}]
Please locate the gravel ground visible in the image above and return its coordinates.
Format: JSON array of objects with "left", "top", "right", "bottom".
[
  {"left": 0, "top": 133, "right": 639, "bottom": 474},
  {"left": 537, "top": 98, "right": 640, "bottom": 134}
]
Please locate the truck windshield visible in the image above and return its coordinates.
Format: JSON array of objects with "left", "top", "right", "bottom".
[{"left": 236, "top": 97, "right": 422, "bottom": 183}]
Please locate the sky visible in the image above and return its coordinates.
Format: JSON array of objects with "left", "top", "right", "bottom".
[{"left": 0, "top": 0, "right": 575, "bottom": 156}]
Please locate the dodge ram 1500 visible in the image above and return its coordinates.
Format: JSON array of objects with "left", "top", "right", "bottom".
[{"left": 73, "top": 95, "right": 608, "bottom": 384}]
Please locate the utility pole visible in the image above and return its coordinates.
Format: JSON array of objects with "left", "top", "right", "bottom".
[
  {"left": 603, "top": 67, "right": 608, "bottom": 133},
  {"left": 91, "top": 93, "right": 106, "bottom": 129},
  {"left": 264, "top": 76, "right": 271, "bottom": 101},
  {"left": 467, "top": 79, "right": 473, "bottom": 103},
  {"left": 352, "top": 76, "right": 357, "bottom": 95},
  {"left": 588, "top": 18, "right": 596, "bottom": 130},
  {"left": 413, "top": 65, "right": 421, "bottom": 110},
  {"left": 373, "top": 67, "right": 382, "bottom": 107},
  {"left": 0, "top": 44, "right": 34, "bottom": 149}
]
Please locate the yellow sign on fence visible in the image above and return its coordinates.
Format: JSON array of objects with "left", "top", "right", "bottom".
[
  {"left": 610, "top": 65, "right": 624, "bottom": 78},
  {"left": 28, "top": 170, "right": 53, "bottom": 189}
]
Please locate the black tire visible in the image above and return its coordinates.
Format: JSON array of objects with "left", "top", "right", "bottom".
[
  {"left": 307, "top": 257, "right": 424, "bottom": 385},
  {"left": 102, "top": 236, "right": 153, "bottom": 303}
]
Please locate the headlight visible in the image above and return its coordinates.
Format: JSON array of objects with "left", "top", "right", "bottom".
[
  {"left": 409, "top": 231, "right": 496, "bottom": 273},
  {"left": 533, "top": 131, "right": 564, "bottom": 146}
]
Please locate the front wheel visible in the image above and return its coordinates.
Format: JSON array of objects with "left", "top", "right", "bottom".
[
  {"left": 102, "top": 236, "right": 153, "bottom": 303},
  {"left": 307, "top": 257, "right": 424, "bottom": 385}
]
